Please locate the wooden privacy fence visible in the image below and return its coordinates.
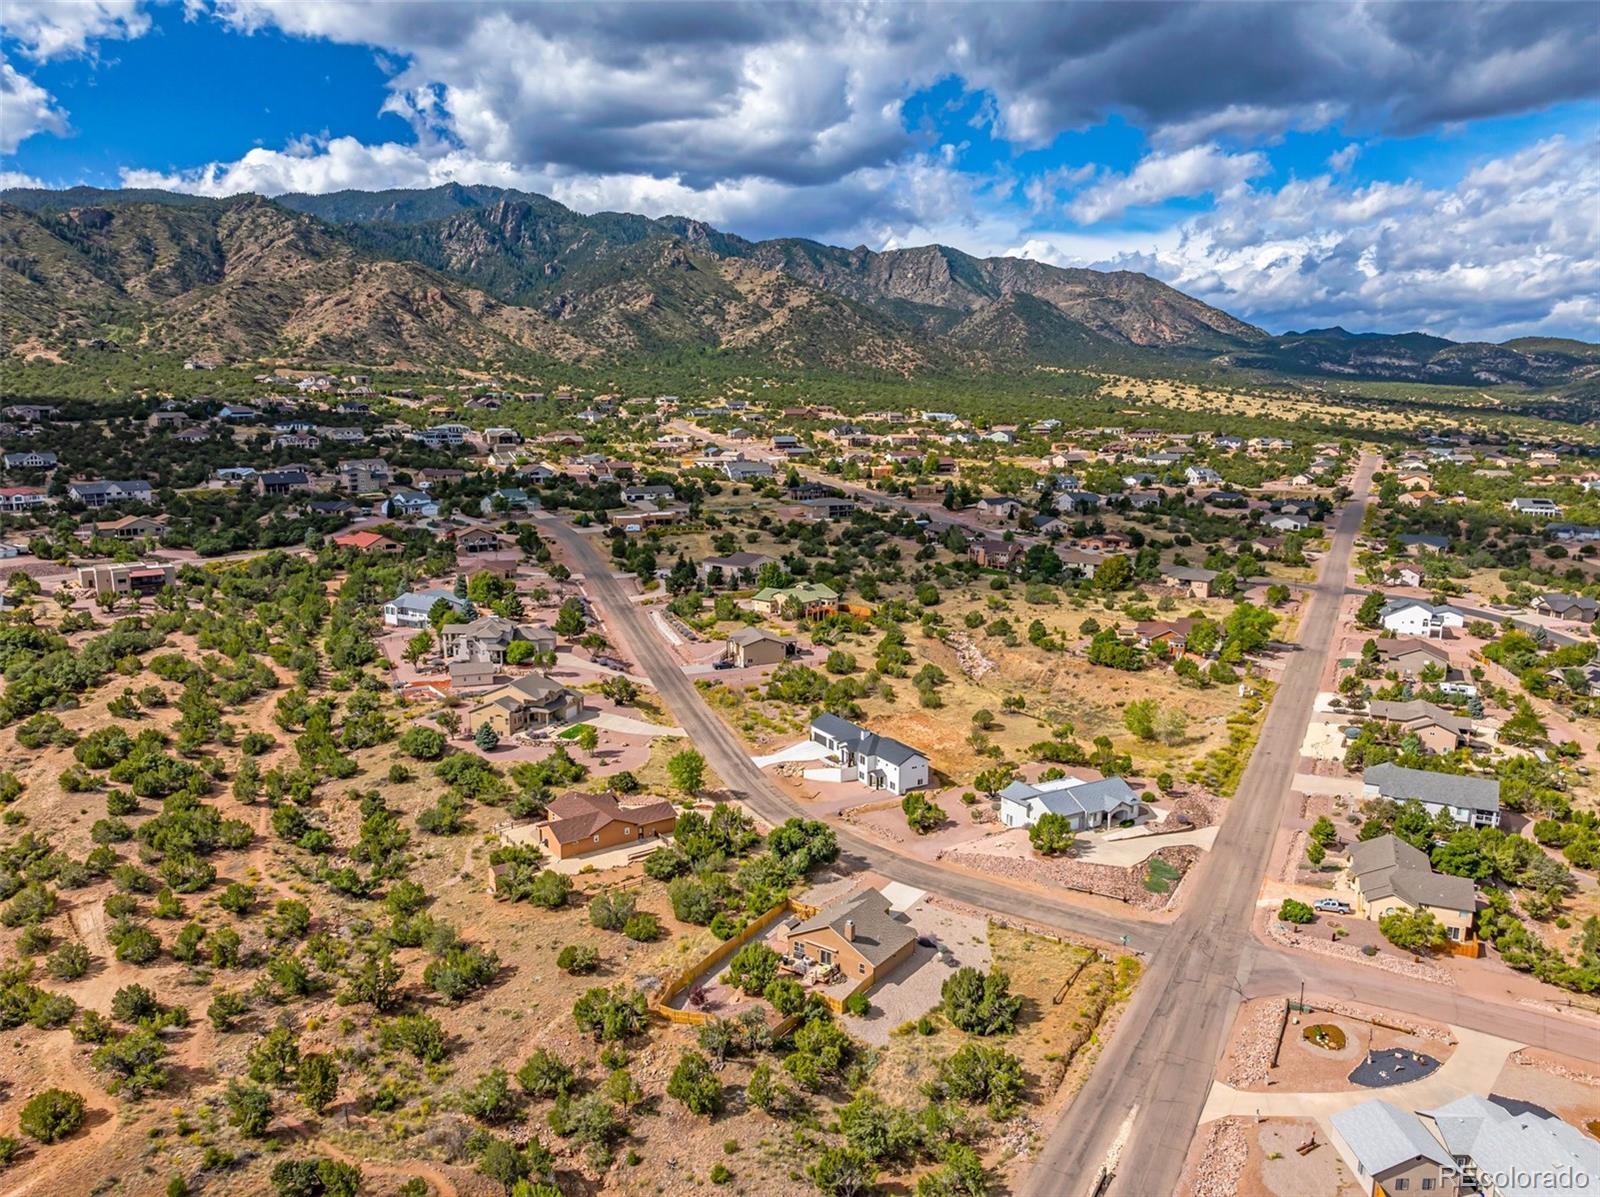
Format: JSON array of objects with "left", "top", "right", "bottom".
[{"left": 651, "top": 897, "right": 819, "bottom": 1027}]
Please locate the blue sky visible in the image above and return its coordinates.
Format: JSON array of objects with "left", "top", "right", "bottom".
[{"left": 3, "top": 1, "right": 1596, "bottom": 341}]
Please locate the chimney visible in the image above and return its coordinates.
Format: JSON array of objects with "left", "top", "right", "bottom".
[{"left": 844, "top": 919, "right": 856, "bottom": 943}]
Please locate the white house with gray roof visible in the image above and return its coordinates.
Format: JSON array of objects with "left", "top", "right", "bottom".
[
  {"left": 1362, "top": 762, "right": 1500, "bottom": 828},
  {"left": 1379, "top": 598, "right": 1467, "bottom": 638},
  {"left": 807, "top": 714, "right": 929, "bottom": 795},
  {"left": 997, "top": 775, "right": 1147, "bottom": 832},
  {"left": 1422, "top": 1094, "right": 1600, "bottom": 1196},
  {"left": 383, "top": 588, "right": 466, "bottom": 628}
]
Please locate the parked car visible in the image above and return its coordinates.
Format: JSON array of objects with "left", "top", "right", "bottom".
[
  {"left": 1312, "top": 898, "right": 1351, "bottom": 914},
  {"left": 712, "top": 658, "right": 735, "bottom": 670}
]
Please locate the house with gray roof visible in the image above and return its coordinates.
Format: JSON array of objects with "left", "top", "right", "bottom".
[
  {"left": 1362, "top": 762, "right": 1500, "bottom": 828},
  {"left": 383, "top": 587, "right": 466, "bottom": 628},
  {"left": 781, "top": 886, "right": 917, "bottom": 989},
  {"left": 68, "top": 480, "right": 155, "bottom": 508},
  {"left": 808, "top": 714, "right": 929, "bottom": 795},
  {"left": 1348, "top": 834, "right": 1477, "bottom": 945},
  {"left": 441, "top": 616, "right": 556, "bottom": 664},
  {"left": 998, "top": 776, "right": 1147, "bottom": 833},
  {"left": 1330, "top": 1099, "right": 1461, "bottom": 1196},
  {"left": 1531, "top": 592, "right": 1598, "bottom": 623},
  {"left": 1421, "top": 1094, "right": 1600, "bottom": 1196},
  {"left": 1361, "top": 700, "right": 1473, "bottom": 754}
]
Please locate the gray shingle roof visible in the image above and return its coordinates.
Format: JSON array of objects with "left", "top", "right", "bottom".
[
  {"left": 810, "top": 714, "right": 925, "bottom": 768},
  {"left": 1331, "top": 1100, "right": 1457, "bottom": 1178},
  {"left": 1349, "top": 834, "right": 1476, "bottom": 912},
  {"left": 789, "top": 887, "right": 917, "bottom": 967},
  {"left": 1364, "top": 762, "right": 1500, "bottom": 814},
  {"left": 999, "top": 776, "right": 1139, "bottom": 819}
]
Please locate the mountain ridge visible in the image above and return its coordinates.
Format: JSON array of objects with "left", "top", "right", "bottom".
[{"left": 2, "top": 183, "right": 1594, "bottom": 386}]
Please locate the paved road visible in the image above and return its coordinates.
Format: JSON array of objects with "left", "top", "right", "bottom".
[
  {"left": 1244, "top": 948, "right": 1600, "bottom": 1061},
  {"left": 1019, "top": 451, "right": 1381, "bottom": 1197},
  {"left": 539, "top": 519, "right": 1168, "bottom": 955}
]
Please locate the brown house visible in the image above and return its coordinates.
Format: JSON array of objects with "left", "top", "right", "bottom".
[
  {"left": 1373, "top": 638, "right": 1450, "bottom": 678},
  {"left": 534, "top": 791, "right": 677, "bottom": 859},
  {"left": 968, "top": 538, "right": 1021, "bottom": 569},
  {"left": 780, "top": 887, "right": 917, "bottom": 988},
  {"left": 1361, "top": 700, "right": 1472, "bottom": 754},
  {"left": 725, "top": 627, "right": 791, "bottom": 668}
]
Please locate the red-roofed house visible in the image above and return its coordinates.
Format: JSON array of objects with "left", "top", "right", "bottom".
[{"left": 332, "top": 530, "right": 402, "bottom": 554}]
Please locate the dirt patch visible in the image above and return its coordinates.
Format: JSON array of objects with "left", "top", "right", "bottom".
[{"left": 949, "top": 840, "right": 1200, "bottom": 911}]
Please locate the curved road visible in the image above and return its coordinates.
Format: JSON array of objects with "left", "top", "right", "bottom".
[{"left": 541, "top": 515, "right": 1169, "bottom": 955}]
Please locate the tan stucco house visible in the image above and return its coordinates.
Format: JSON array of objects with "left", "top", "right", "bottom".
[
  {"left": 725, "top": 627, "right": 791, "bottom": 668},
  {"left": 469, "top": 673, "right": 583, "bottom": 737},
  {"left": 780, "top": 887, "right": 917, "bottom": 988},
  {"left": 1348, "top": 835, "right": 1477, "bottom": 947}
]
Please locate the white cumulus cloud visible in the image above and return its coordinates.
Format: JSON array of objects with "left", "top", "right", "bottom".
[{"left": 1066, "top": 145, "right": 1269, "bottom": 225}]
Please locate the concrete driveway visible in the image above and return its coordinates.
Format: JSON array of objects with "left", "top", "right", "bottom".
[
  {"left": 842, "top": 899, "right": 991, "bottom": 1045},
  {"left": 753, "top": 739, "right": 832, "bottom": 768}
]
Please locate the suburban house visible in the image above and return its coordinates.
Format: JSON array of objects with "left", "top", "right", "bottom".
[
  {"left": 91, "top": 515, "right": 165, "bottom": 540},
  {"left": 455, "top": 529, "right": 509, "bottom": 554},
  {"left": 621, "top": 483, "right": 676, "bottom": 506},
  {"left": 719, "top": 457, "right": 774, "bottom": 482},
  {"left": 1360, "top": 700, "right": 1473, "bottom": 754},
  {"left": 780, "top": 887, "right": 917, "bottom": 988},
  {"left": 1130, "top": 618, "right": 1198, "bottom": 652},
  {"left": 1509, "top": 496, "right": 1562, "bottom": 518},
  {"left": 1373, "top": 638, "right": 1451, "bottom": 678},
  {"left": 531, "top": 791, "right": 677, "bottom": 860},
  {"left": 447, "top": 660, "right": 497, "bottom": 690},
  {"left": 2, "top": 450, "right": 57, "bottom": 470},
  {"left": 1161, "top": 564, "right": 1219, "bottom": 598},
  {"left": 1398, "top": 534, "right": 1450, "bottom": 555},
  {"left": 997, "top": 775, "right": 1146, "bottom": 832},
  {"left": 1531, "top": 592, "right": 1598, "bottom": 622},
  {"left": 701, "top": 551, "right": 773, "bottom": 584},
  {"left": 441, "top": 616, "right": 556, "bottom": 664},
  {"left": 608, "top": 506, "right": 688, "bottom": 531},
  {"left": 724, "top": 627, "right": 792, "bottom": 668},
  {"left": 969, "top": 538, "right": 1022, "bottom": 569},
  {"left": 480, "top": 487, "right": 540, "bottom": 514},
  {"left": 0, "top": 486, "right": 51, "bottom": 511},
  {"left": 1348, "top": 835, "right": 1478, "bottom": 947},
  {"left": 1379, "top": 599, "right": 1466, "bottom": 638},
  {"left": 76, "top": 561, "right": 177, "bottom": 597},
  {"left": 1362, "top": 762, "right": 1501, "bottom": 828},
  {"left": 807, "top": 714, "right": 930, "bottom": 795},
  {"left": 332, "top": 530, "right": 402, "bottom": 554},
  {"left": 69, "top": 480, "right": 155, "bottom": 508},
  {"left": 1184, "top": 465, "right": 1222, "bottom": 485},
  {"left": 1386, "top": 565, "right": 1424, "bottom": 588},
  {"left": 469, "top": 673, "right": 584, "bottom": 737},
  {"left": 257, "top": 469, "right": 312, "bottom": 496},
  {"left": 751, "top": 581, "right": 840, "bottom": 618},
  {"left": 382, "top": 588, "right": 466, "bottom": 628},
  {"left": 1329, "top": 1100, "right": 1462, "bottom": 1197},
  {"left": 974, "top": 495, "right": 1024, "bottom": 522},
  {"left": 1420, "top": 1094, "right": 1600, "bottom": 1194},
  {"left": 384, "top": 490, "right": 440, "bottom": 519}
]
